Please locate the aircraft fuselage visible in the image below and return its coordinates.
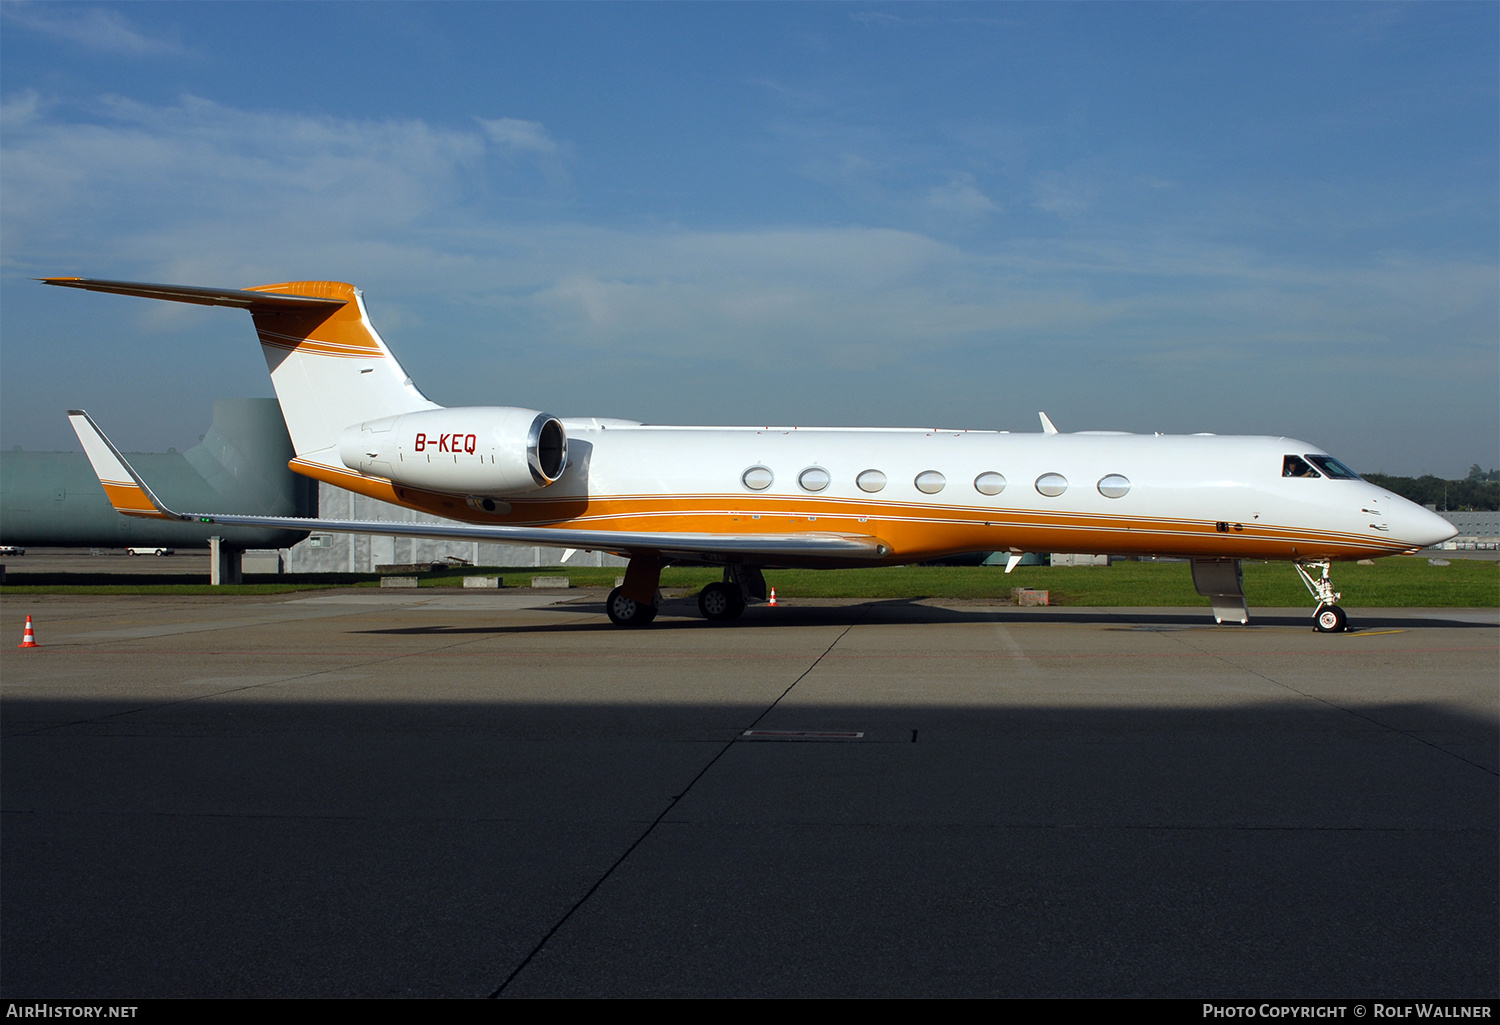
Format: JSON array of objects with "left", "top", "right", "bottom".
[{"left": 296, "top": 422, "right": 1454, "bottom": 565}]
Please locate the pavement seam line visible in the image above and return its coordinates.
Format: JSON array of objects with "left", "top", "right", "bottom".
[{"left": 488, "top": 616, "right": 862, "bottom": 998}]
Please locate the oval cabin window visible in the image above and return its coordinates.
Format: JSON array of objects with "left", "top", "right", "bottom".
[
  {"left": 799, "top": 467, "right": 830, "bottom": 492},
  {"left": 1098, "top": 474, "right": 1130, "bottom": 499},
  {"left": 915, "top": 471, "right": 946, "bottom": 495},
  {"left": 742, "top": 466, "right": 773, "bottom": 491},
  {"left": 1035, "top": 473, "right": 1068, "bottom": 497},
  {"left": 856, "top": 469, "right": 887, "bottom": 493},
  {"left": 974, "top": 472, "right": 1006, "bottom": 496}
]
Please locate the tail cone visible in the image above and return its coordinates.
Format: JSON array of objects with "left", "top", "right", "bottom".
[{"left": 768, "top": 587, "right": 777, "bottom": 607}]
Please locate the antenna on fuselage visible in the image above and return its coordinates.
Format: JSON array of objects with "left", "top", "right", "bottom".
[{"left": 1038, "top": 412, "right": 1059, "bottom": 435}]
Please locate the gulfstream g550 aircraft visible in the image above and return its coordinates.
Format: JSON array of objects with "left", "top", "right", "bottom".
[{"left": 46, "top": 276, "right": 1456, "bottom": 631}]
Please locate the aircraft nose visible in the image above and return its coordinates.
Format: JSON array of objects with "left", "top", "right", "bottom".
[{"left": 1392, "top": 500, "right": 1458, "bottom": 548}]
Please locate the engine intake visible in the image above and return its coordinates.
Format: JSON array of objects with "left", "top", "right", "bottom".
[{"left": 338, "top": 406, "right": 568, "bottom": 496}]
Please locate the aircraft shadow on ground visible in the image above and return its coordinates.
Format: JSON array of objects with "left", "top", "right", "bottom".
[{"left": 351, "top": 596, "right": 1497, "bottom": 636}]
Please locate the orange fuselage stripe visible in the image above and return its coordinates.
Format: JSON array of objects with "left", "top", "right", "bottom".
[{"left": 289, "top": 459, "right": 1410, "bottom": 561}]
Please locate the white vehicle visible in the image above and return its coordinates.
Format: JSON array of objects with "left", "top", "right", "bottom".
[
  {"left": 49, "top": 276, "right": 1456, "bottom": 632},
  {"left": 127, "top": 547, "right": 174, "bottom": 557}
]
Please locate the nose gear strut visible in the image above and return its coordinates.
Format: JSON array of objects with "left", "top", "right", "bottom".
[{"left": 1295, "top": 560, "right": 1348, "bottom": 633}]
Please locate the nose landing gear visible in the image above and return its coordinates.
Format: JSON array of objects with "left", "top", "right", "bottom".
[{"left": 1296, "top": 561, "right": 1348, "bottom": 633}]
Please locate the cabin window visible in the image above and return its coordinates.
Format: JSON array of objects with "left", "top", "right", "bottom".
[
  {"left": 1283, "top": 455, "right": 1321, "bottom": 478},
  {"left": 742, "top": 466, "right": 774, "bottom": 491},
  {"left": 1306, "top": 455, "right": 1361, "bottom": 480},
  {"left": 1097, "top": 474, "right": 1130, "bottom": 499},
  {"left": 974, "top": 472, "right": 1006, "bottom": 496},
  {"left": 915, "top": 470, "right": 946, "bottom": 494},
  {"left": 798, "top": 467, "right": 830, "bottom": 492},
  {"left": 856, "top": 469, "right": 887, "bottom": 493},
  {"left": 1035, "top": 473, "right": 1068, "bottom": 497}
]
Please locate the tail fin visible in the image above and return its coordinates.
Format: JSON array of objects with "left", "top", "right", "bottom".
[
  {"left": 66, "top": 409, "right": 181, "bottom": 520},
  {"left": 42, "top": 277, "right": 439, "bottom": 464}
]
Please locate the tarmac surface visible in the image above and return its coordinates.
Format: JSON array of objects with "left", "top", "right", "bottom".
[{"left": 1, "top": 590, "right": 1495, "bottom": 998}]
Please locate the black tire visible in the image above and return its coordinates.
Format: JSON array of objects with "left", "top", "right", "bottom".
[
  {"left": 698, "top": 582, "right": 745, "bottom": 622},
  {"left": 606, "top": 586, "right": 657, "bottom": 628},
  {"left": 1313, "top": 604, "right": 1348, "bottom": 633}
]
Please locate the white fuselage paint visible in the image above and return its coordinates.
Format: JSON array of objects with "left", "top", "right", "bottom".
[{"left": 343, "top": 420, "right": 1452, "bottom": 560}]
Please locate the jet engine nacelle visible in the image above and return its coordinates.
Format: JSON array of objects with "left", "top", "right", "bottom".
[{"left": 338, "top": 406, "right": 568, "bottom": 496}]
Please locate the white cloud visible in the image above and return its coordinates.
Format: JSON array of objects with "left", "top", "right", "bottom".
[
  {"left": 3, "top": 95, "right": 1493, "bottom": 422},
  {"left": 2, "top": 5, "right": 189, "bottom": 57},
  {"left": 476, "top": 117, "right": 558, "bottom": 155},
  {"left": 0, "top": 89, "right": 41, "bottom": 130},
  {"left": 924, "top": 173, "right": 998, "bottom": 215},
  {"left": 850, "top": 12, "right": 905, "bottom": 27},
  {"left": 1030, "top": 169, "right": 1101, "bottom": 217}
]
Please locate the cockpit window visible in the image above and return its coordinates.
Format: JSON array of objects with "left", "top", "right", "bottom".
[
  {"left": 1283, "top": 455, "right": 1321, "bottom": 478},
  {"left": 1306, "top": 455, "right": 1361, "bottom": 480}
]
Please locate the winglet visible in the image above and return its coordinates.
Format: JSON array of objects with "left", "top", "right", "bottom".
[
  {"left": 66, "top": 410, "right": 184, "bottom": 520},
  {"left": 1038, "top": 412, "right": 1059, "bottom": 435}
]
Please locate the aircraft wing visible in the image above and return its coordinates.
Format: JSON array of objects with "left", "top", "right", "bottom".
[
  {"left": 67, "top": 410, "right": 886, "bottom": 561},
  {"left": 140, "top": 511, "right": 883, "bottom": 560}
]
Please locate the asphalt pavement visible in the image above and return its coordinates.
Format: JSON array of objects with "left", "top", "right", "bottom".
[{"left": 2, "top": 591, "right": 1494, "bottom": 997}]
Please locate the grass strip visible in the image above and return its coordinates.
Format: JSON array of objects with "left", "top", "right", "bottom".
[{"left": 2, "top": 558, "right": 1493, "bottom": 606}]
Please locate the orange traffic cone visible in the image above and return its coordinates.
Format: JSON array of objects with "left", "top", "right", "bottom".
[
  {"left": 17, "top": 615, "right": 37, "bottom": 648},
  {"left": 767, "top": 587, "right": 778, "bottom": 607}
]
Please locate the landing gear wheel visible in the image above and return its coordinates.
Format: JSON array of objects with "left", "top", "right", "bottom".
[
  {"left": 606, "top": 586, "right": 658, "bottom": 628},
  {"left": 698, "top": 582, "right": 745, "bottom": 622},
  {"left": 1314, "top": 604, "right": 1348, "bottom": 633}
]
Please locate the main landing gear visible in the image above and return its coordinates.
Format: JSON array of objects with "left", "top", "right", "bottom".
[
  {"left": 697, "top": 582, "right": 744, "bottom": 622},
  {"left": 606, "top": 586, "right": 658, "bottom": 627},
  {"left": 1295, "top": 560, "right": 1348, "bottom": 633},
  {"left": 606, "top": 552, "right": 664, "bottom": 628},
  {"left": 697, "top": 565, "right": 765, "bottom": 623},
  {"left": 605, "top": 560, "right": 767, "bottom": 628}
]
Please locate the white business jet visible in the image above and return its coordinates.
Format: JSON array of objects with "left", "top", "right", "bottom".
[{"left": 46, "top": 277, "right": 1455, "bottom": 632}]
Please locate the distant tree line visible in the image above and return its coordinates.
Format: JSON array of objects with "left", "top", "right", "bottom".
[{"left": 1361, "top": 465, "right": 1499, "bottom": 511}]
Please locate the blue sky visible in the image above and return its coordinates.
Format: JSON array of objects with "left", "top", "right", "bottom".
[{"left": 2, "top": 1, "right": 1495, "bottom": 475}]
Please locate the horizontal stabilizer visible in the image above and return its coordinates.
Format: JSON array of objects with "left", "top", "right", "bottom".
[
  {"left": 40, "top": 278, "right": 343, "bottom": 312},
  {"left": 66, "top": 410, "right": 176, "bottom": 520}
]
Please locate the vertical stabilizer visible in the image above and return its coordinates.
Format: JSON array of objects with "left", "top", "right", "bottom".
[
  {"left": 40, "top": 277, "right": 441, "bottom": 465},
  {"left": 243, "top": 281, "right": 439, "bottom": 463}
]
